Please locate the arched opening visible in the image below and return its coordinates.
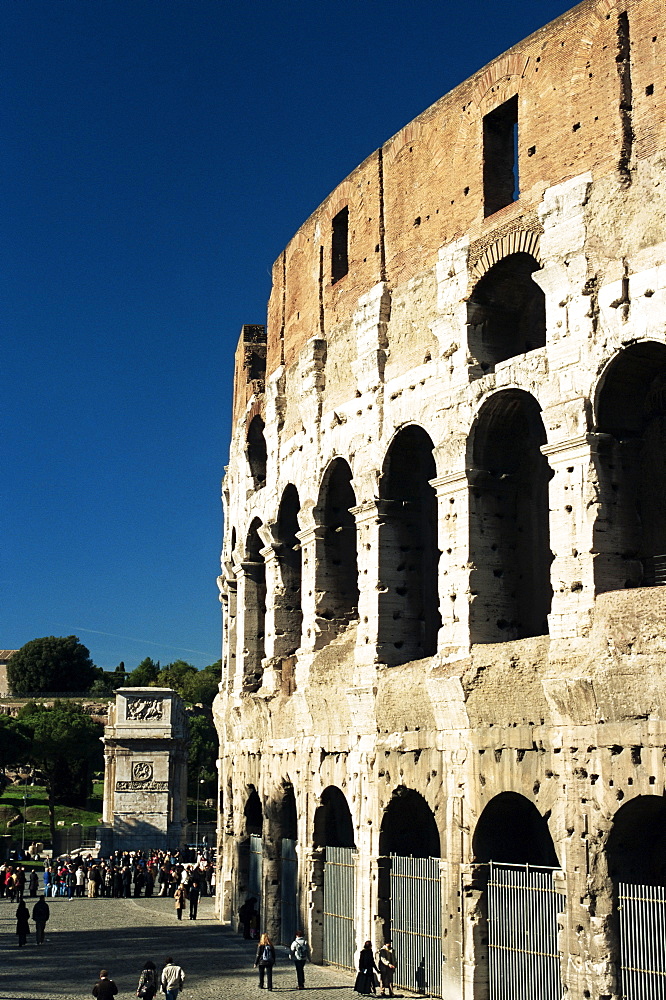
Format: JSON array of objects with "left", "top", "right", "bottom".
[
  {"left": 468, "top": 390, "right": 553, "bottom": 644},
  {"left": 473, "top": 792, "right": 559, "bottom": 867},
  {"left": 378, "top": 426, "right": 441, "bottom": 666},
  {"left": 237, "top": 786, "right": 263, "bottom": 937},
  {"left": 593, "top": 341, "right": 666, "bottom": 592},
  {"left": 315, "top": 786, "right": 356, "bottom": 970},
  {"left": 378, "top": 788, "right": 442, "bottom": 995},
  {"left": 606, "top": 795, "right": 666, "bottom": 996},
  {"left": 379, "top": 786, "right": 441, "bottom": 859},
  {"left": 314, "top": 785, "right": 355, "bottom": 849},
  {"left": 247, "top": 415, "right": 267, "bottom": 489},
  {"left": 316, "top": 459, "right": 359, "bottom": 642},
  {"left": 243, "top": 519, "right": 266, "bottom": 692},
  {"left": 472, "top": 793, "right": 560, "bottom": 1000},
  {"left": 275, "top": 485, "right": 303, "bottom": 658},
  {"left": 467, "top": 253, "right": 546, "bottom": 376}
]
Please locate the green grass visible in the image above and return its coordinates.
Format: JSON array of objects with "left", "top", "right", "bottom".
[{"left": 0, "top": 782, "right": 102, "bottom": 838}]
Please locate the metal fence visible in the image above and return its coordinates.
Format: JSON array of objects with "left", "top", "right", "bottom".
[
  {"left": 488, "top": 862, "right": 564, "bottom": 1000},
  {"left": 390, "top": 855, "right": 442, "bottom": 997},
  {"left": 248, "top": 833, "right": 262, "bottom": 899},
  {"left": 619, "top": 881, "right": 666, "bottom": 999},
  {"left": 280, "top": 837, "right": 298, "bottom": 945},
  {"left": 323, "top": 846, "right": 356, "bottom": 970}
]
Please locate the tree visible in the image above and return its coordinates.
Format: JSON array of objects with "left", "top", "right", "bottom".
[
  {"left": 126, "top": 657, "right": 160, "bottom": 687},
  {"left": 187, "top": 712, "right": 217, "bottom": 798},
  {"left": 181, "top": 661, "right": 221, "bottom": 707},
  {"left": 8, "top": 636, "right": 97, "bottom": 696},
  {"left": 0, "top": 716, "right": 31, "bottom": 786},
  {"left": 157, "top": 659, "right": 197, "bottom": 693},
  {"left": 17, "top": 701, "right": 103, "bottom": 843}
]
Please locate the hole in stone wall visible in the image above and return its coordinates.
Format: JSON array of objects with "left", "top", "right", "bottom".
[
  {"left": 483, "top": 94, "right": 519, "bottom": 216},
  {"left": 247, "top": 415, "right": 267, "bottom": 489},
  {"left": 467, "top": 252, "right": 546, "bottom": 375}
]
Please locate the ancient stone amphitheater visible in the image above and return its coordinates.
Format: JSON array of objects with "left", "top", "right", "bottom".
[{"left": 214, "top": 1, "right": 666, "bottom": 997}]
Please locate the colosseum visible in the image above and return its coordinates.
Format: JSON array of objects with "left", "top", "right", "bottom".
[{"left": 214, "top": 1, "right": 666, "bottom": 997}]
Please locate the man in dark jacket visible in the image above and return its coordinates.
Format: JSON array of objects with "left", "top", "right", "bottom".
[
  {"left": 32, "top": 895, "right": 50, "bottom": 944},
  {"left": 92, "top": 970, "right": 118, "bottom": 1000}
]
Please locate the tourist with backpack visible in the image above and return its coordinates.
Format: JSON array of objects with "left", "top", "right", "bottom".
[
  {"left": 254, "top": 933, "right": 276, "bottom": 990},
  {"left": 290, "top": 930, "right": 310, "bottom": 989}
]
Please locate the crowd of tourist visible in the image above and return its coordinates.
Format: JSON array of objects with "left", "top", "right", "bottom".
[{"left": 0, "top": 848, "right": 215, "bottom": 904}]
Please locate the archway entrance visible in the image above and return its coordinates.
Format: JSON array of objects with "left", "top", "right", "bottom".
[
  {"left": 607, "top": 795, "right": 666, "bottom": 998},
  {"left": 472, "top": 793, "right": 562, "bottom": 1000},
  {"left": 379, "top": 787, "right": 442, "bottom": 997},
  {"left": 314, "top": 786, "right": 356, "bottom": 970},
  {"left": 236, "top": 786, "right": 262, "bottom": 938},
  {"left": 378, "top": 426, "right": 440, "bottom": 665},
  {"left": 594, "top": 341, "right": 666, "bottom": 592},
  {"left": 468, "top": 390, "right": 552, "bottom": 644}
]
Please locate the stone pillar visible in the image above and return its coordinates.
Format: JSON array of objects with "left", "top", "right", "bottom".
[
  {"left": 304, "top": 846, "right": 325, "bottom": 962},
  {"left": 296, "top": 503, "right": 325, "bottom": 654},
  {"left": 353, "top": 499, "right": 382, "bottom": 666},
  {"left": 103, "top": 688, "right": 189, "bottom": 853},
  {"left": 351, "top": 282, "right": 390, "bottom": 395},
  {"left": 432, "top": 471, "right": 472, "bottom": 660},
  {"left": 543, "top": 434, "right": 598, "bottom": 639}
]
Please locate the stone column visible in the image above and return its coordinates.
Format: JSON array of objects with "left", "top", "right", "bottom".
[
  {"left": 431, "top": 470, "right": 471, "bottom": 660},
  {"left": 295, "top": 501, "right": 325, "bottom": 654},
  {"left": 543, "top": 434, "right": 598, "bottom": 640},
  {"left": 353, "top": 499, "right": 382, "bottom": 666}
]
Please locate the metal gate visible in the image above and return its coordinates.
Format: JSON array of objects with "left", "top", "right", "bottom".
[
  {"left": 619, "top": 881, "right": 666, "bottom": 999},
  {"left": 280, "top": 837, "right": 298, "bottom": 945},
  {"left": 323, "top": 846, "right": 356, "bottom": 969},
  {"left": 248, "top": 833, "right": 262, "bottom": 899},
  {"left": 488, "top": 863, "right": 564, "bottom": 1000},
  {"left": 390, "top": 855, "right": 442, "bottom": 997}
]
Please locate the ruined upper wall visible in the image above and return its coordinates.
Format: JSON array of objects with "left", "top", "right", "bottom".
[{"left": 229, "top": 0, "right": 665, "bottom": 411}]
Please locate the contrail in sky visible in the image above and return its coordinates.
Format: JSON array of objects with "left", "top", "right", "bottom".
[{"left": 69, "top": 627, "right": 216, "bottom": 658}]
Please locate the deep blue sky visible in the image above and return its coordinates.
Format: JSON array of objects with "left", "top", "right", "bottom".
[{"left": 2, "top": 0, "right": 574, "bottom": 671}]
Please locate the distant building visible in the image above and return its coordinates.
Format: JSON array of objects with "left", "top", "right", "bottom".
[{"left": 0, "top": 652, "right": 17, "bottom": 698}]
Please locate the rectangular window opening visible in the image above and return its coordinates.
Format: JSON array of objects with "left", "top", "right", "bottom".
[
  {"left": 331, "top": 206, "right": 349, "bottom": 284},
  {"left": 483, "top": 95, "right": 519, "bottom": 217}
]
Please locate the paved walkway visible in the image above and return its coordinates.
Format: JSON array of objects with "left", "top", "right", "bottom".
[{"left": 0, "top": 894, "right": 358, "bottom": 1000}]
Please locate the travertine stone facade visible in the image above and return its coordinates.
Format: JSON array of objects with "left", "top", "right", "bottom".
[
  {"left": 103, "top": 688, "right": 188, "bottom": 852},
  {"left": 215, "top": 2, "right": 666, "bottom": 998}
]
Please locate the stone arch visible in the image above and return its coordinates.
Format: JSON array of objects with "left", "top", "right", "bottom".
[
  {"left": 378, "top": 786, "right": 441, "bottom": 950},
  {"left": 236, "top": 785, "right": 263, "bottom": 933},
  {"left": 467, "top": 252, "right": 546, "bottom": 376},
  {"left": 313, "top": 785, "right": 355, "bottom": 849},
  {"left": 471, "top": 792, "right": 559, "bottom": 1000},
  {"left": 243, "top": 518, "right": 266, "bottom": 691},
  {"left": 315, "top": 458, "right": 359, "bottom": 643},
  {"left": 265, "top": 780, "right": 299, "bottom": 944},
  {"left": 247, "top": 414, "right": 267, "bottom": 489},
  {"left": 468, "top": 389, "right": 553, "bottom": 644},
  {"left": 275, "top": 484, "right": 303, "bottom": 658},
  {"left": 592, "top": 340, "right": 666, "bottom": 592},
  {"left": 379, "top": 785, "right": 441, "bottom": 859},
  {"left": 378, "top": 425, "right": 440, "bottom": 666},
  {"left": 607, "top": 794, "right": 666, "bottom": 888}
]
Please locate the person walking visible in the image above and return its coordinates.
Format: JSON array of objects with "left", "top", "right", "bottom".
[
  {"left": 32, "top": 894, "right": 50, "bottom": 944},
  {"left": 160, "top": 958, "right": 185, "bottom": 1000},
  {"left": 377, "top": 941, "right": 396, "bottom": 997},
  {"left": 255, "top": 933, "right": 276, "bottom": 990},
  {"left": 187, "top": 876, "right": 200, "bottom": 920},
  {"left": 16, "top": 899, "right": 30, "bottom": 947},
  {"left": 135, "top": 960, "right": 158, "bottom": 999},
  {"left": 92, "top": 970, "right": 119, "bottom": 999},
  {"left": 290, "top": 929, "right": 310, "bottom": 989},
  {"left": 28, "top": 869, "right": 38, "bottom": 897},
  {"left": 354, "top": 941, "right": 379, "bottom": 994},
  {"left": 174, "top": 883, "right": 187, "bottom": 920}
]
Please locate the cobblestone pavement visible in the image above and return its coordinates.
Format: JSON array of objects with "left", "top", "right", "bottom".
[{"left": 0, "top": 895, "right": 359, "bottom": 1000}]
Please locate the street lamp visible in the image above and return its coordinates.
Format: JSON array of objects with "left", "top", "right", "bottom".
[
  {"left": 195, "top": 767, "right": 205, "bottom": 857},
  {"left": 20, "top": 768, "right": 30, "bottom": 856}
]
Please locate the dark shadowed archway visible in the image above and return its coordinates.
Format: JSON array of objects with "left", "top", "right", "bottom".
[
  {"left": 315, "top": 459, "right": 359, "bottom": 643},
  {"left": 275, "top": 484, "right": 303, "bottom": 657}
]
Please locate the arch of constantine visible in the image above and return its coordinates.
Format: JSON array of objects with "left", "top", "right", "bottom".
[{"left": 214, "top": 1, "right": 666, "bottom": 997}]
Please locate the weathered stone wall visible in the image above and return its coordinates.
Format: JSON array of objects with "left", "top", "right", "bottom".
[{"left": 216, "top": 1, "right": 666, "bottom": 998}]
